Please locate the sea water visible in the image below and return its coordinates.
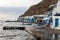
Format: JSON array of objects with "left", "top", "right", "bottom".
[{"left": 0, "top": 21, "right": 35, "bottom": 40}]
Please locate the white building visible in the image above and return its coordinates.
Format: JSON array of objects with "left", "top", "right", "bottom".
[
  {"left": 52, "top": 13, "right": 60, "bottom": 29},
  {"left": 51, "top": 0, "right": 60, "bottom": 29}
]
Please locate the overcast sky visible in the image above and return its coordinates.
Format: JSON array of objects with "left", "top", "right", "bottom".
[
  {"left": 0, "top": 0, "right": 42, "bottom": 21},
  {"left": 0, "top": 0, "right": 42, "bottom": 7}
]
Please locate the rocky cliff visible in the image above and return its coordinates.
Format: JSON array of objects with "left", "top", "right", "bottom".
[{"left": 20, "top": 0, "right": 58, "bottom": 17}]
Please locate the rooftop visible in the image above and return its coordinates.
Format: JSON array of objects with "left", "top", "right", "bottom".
[{"left": 54, "top": 13, "right": 60, "bottom": 16}]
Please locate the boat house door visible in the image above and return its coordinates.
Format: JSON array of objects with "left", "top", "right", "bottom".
[{"left": 55, "top": 18, "right": 59, "bottom": 27}]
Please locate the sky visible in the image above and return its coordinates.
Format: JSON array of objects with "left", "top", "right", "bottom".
[
  {"left": 0, "top": 0, "right": 42, "bottom": 21},
  {"left": 53, "top": 0, "right": 60, "bottom": 15}
]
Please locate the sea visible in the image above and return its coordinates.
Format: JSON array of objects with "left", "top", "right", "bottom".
[
  {"left": 0, "top": 21, "right": 60, "bottom": 40},
  {"left": 0, "top": 21, "right": 35, "bottom": 40}
]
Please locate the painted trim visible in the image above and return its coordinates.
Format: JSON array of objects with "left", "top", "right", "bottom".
[{"left": 52, "top": 16, "right": 60, "bottom": 29}]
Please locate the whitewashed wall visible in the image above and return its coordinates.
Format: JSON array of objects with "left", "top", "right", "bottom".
[{"left": 52, "top": 16, "right": 60, "bottom": 29}]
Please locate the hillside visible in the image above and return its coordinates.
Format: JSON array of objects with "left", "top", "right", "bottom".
[
  {"left": 20, "top": 0, "right": 58, "bottom": 17},
  {"left": 17, "top": 0, "right": 58, "bottom": 20}
]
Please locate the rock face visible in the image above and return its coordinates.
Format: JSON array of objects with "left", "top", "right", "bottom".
[{"left": 20, "top": 0, "right": 58, "bottom": 17}]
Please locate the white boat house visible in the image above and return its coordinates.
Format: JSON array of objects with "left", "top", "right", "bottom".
[
  {"left": 52, "top": 13, "right": 60, "bottom": 29},
  {"left": 18, "top": 16, "right": 35, "bottom": 23},
  {"left": 51, "top": 0, "right": 60, "bottom": 29},
  {"left": 18, "top": 15, "right": 48, "bottom": 24}
]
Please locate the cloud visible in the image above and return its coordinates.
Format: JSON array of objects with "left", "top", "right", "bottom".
[
  {"left": 0, "top": 0, "right": 42, "bottom": 21},
  {"left": 0, "top": 13, "right": 17, "bottom": 21},
  {"left": 53, "top": 1, "right": 60, "bottom": 14},
  {"left": 0, "top": 0, "right": 42, "bottom": 7},
  {"left": 0, "top": 7, "right": 28, "bottom": 21}
]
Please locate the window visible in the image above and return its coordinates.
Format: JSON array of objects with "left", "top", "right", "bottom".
[{"left": 55, "top": 18, "right": 59, "bottom": 27}]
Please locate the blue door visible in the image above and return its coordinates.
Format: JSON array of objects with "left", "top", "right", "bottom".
[{"left": 55, "top": 18, "right": 59, "bottom": 27}]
